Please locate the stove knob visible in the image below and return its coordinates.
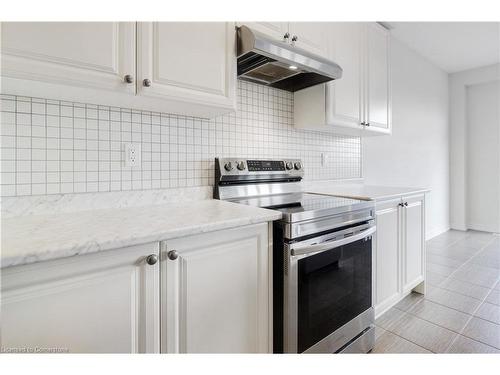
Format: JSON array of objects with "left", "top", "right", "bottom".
[
  {"left": 294, "top": 162, "right": 302, "bottom": 170},
  {"left": 224, "top": 162, "right": 233, "bottom": 171},
  {"left": 237, "top": 161, "right": 246, "bottom": 171},
  {"left": 285, "top": 162, "right": 294, "bottom": 170}
]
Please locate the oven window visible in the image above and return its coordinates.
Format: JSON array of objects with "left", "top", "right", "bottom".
[{"left": 297, "top": 237, "right": 372, "bottom": 353}]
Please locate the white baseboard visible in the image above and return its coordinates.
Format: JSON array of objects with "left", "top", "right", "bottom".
[
  {"left": 426, "top": 226, "right": 451, "bottom": 240},
  {"left": 450, "top": 222, "right": 468, "bottom": 231},
  {"left": 467, "top": 222, "right": 500, "bottom": 233}
]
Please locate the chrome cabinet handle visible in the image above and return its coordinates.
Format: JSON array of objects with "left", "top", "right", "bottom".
[
  {"left": 124, "top": 74, "right": 134, "bottom": 84},
  {"left": 404, "top": 202, "right": 408, "bottom": 207},
  {"left": 283, "top": 32, "right": 290, "bottom": 41},
  {"left": 291, "top": 35, "right": 298, "bottom": 42},
  {"left": 146, "top": 254, "right": 158, "bottom": 265},
  {"left": 143, "top": 78, "right": 152, "bottom": 87},
  {"left": 289, "top": 226, "right": 376, "bottom": 257},
  {"left": 167, "top": 250, "right": 178, "bottom": 260}
]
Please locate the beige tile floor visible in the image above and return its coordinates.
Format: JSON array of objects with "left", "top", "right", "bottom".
[{"left": 373, "top": 230, "right": 500, "bottom": 353}]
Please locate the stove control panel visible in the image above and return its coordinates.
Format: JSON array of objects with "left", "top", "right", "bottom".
[
  {"left": 216, "top": 157, "right": 304, "bottom": 179},
  {"left": 247, "top": 160, "right": 285, "bottom": 172}
]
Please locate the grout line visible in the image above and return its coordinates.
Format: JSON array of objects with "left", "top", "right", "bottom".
[{"left": 376, "top": 232, "right": 499, "bottom": 353}]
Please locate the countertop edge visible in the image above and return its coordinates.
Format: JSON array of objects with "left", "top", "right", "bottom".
[{"left": 1, "top": 207, "right": 281, "bottom": 269}]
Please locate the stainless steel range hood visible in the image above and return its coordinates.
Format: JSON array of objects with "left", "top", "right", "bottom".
[{"left": 236, "top": 25, "right": 343, "bottom": 92}]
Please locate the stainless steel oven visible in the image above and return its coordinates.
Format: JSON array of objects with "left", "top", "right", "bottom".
[
  {"left": 280, "top": 220, "right": 375, "bottom": 353},
  {"left": 214, "top": 157, "right": 376, "bottom": 353}
]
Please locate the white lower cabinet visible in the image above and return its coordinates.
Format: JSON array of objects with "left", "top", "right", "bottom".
[
  {"left": 374, "top": 194, "right": 426, "bottom": 317},
  {"left": 0, "top": 242, "right": 160, "bottom": 353},
  {"left": 373, "top": 198, "right": 401, "bottom": 315},
  {"left": 0, "top": 223, "right": 272, "bottom": 353},
  {"left": 161, "top": 223, "right": 271, "bottom": 353},
  {"left": 402, "top": 195, "right": 426, "bottom": 292}
]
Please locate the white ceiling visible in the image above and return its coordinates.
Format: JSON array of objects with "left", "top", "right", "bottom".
[{"left": 388, "top": 22, "right": 500, "bottom": 73}]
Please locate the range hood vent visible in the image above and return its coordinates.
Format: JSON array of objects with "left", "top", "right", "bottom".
[{"left": 236, "top": 25, "right": 343, "bottom": 92}]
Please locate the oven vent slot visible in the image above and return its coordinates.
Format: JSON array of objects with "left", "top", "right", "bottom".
[{"left": 283, "top": 248, "right": 289, "bottom": 275}]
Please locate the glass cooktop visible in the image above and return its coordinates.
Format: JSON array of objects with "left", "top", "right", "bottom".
[{"left": 230, "top": 193, "right": 373, "bottom": 223}]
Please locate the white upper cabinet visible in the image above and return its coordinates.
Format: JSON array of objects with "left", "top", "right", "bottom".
[
  {"left": 326, "top": 22, "right": 363, "bottom": 128},
  {"left": 136, "top": 22, "right": 236, "bottom": 118},
  {"left": 365, "top": 23, "right": 391, "bottom": 131},
  {"left": 0, "top": 22, "right": 237, "bottom": 118},
  {"left": 294, "top": 22, "right": 392, "bottom": 136},
  {"left": 238, "top": 22, "right": 289, "bottom": 41},
  {"left": 0, "top": 22, "right": 136, "bottom": 94},
  {"left": 236, "top": 22, "right": 328, "bottom": 58},
  {"left": 287, "top": 22, "right": 328, "bottom": 57}
]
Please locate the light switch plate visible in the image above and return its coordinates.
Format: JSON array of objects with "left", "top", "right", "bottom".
[{"left": 124, "top": 143, "right": 141, "bottom": 167}]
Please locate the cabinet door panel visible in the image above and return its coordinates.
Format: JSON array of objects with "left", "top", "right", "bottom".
[
  {"left": 1, "top": 243, "right": 160, "bottom": 353},
  {"left": 366, "top": 23, "right": 391, "bottom": 130},
  {"left": 326, "top": 22, "right": 363, "bottom": 128},
  {"left": 288, "top": 22, "right": 328, "bottom": 57},
  {"left": 403, "top": 196, "right": 425, "bottom": 291},
  {"left": 0, "top": 22, "right": 135, "bottom": 93},
  {"left": 162, "top": 223, "right": 270, "bottom": 353},
  {"left": 137, "top": 22, "right": 236, "bottom": 114},
  {"left": 237, "top": 22, "right": 289, "bottom": 41},
  {"left": 374, "top": 199, "right": 401, "bottom": 315}
]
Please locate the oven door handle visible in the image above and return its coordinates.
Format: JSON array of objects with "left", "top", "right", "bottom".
[{"left": 289, "top": 226, "right": 376, "bottom": 257}]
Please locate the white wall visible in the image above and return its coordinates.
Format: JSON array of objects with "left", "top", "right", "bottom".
[
  {"left": 466, "top": 81, "right": 500, "bottom": 233},
  {"left": 449, "top": 64, "right": 500, "bottom": 231},
  {"left": 363, "top": 38, "right": 450, "bottom": 240}
]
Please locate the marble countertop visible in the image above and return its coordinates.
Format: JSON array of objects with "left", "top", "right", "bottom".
[
  {"left": 306, "top": 182, "right": 430, "bottom": 201},
  {"left": 1, "top": 200, "right": 281, "bottom": 268}
]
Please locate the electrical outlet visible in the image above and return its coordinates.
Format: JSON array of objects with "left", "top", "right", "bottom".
[
  {"left": 321, "top": 152, "right": 332, "bottom": 166},
  {"left": 124, "top": 143, "right": 141, "bottom": 167}
]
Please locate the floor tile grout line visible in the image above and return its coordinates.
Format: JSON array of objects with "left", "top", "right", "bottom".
[
  {"left": 375, "top": 232, "right": 499, "bottom": 353},
  {"left": 374, "top": 324, "right": 433, "bottom": 353},
  {"left": 437, "top": 236, "right": 499, "bottom": 352}
]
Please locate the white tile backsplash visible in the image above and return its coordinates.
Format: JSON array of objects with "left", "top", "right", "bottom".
[{"left": 0, "top": 81, "right": 361, "bottom": 197}]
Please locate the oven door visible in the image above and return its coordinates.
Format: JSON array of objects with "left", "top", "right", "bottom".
[{"left": 283, "top": 223, "right": 375, "bottom": 353}]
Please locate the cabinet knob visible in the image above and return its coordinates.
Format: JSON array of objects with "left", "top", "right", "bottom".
[
  {"left": 404, "top": 202, "right": 408, "bottom": 207},
  {"left": 291, "top": 35, "right": 298, "bottom": 42},
  {"left": 366, "top": 122, "right": 371, "bottom": 127},
  {"left": 143, "top": 78, "right": 152, "bottom": 87},
  {"left": 124, "top": 74, "right": 134, "bottom": 84},
  {"left": 167, "top": 250, "right": 178, "bottom": 261},
  {"left": 283, "top": 32, "right": 290, "bottom": 41},
  {"left": 145, "top": 254, "right": 158, "bottom": 265}
]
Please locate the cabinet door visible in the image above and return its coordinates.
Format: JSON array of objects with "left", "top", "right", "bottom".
[
  {"left": 365, "top": 23, "right": 391, "bottom": 131},
  {"left": 237, "top": 22, "right": 289, "bottom": 41},
  {"left": 288, "top": 22, "right": 328, "bottom": 57},
  {"left": 0, "top": 22, "right": 135, "bottom": 93},
  {"left": 0, "top": 243, "right": 160, "bottom": 353},
  {"left": 137, "top": 22, "right": 236, "bottom": 117},
  {"left": 326, "top": 22, "right": 363, "bottom": 128},
  {"left": 161, "top": 223, "right": 271, "bottom": 353},
  {"left": 374, "top": 198, "right": 402, "bottom": 317},
  {"left": 402, "top": 195, "right": 425, "bottom": 292}
]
